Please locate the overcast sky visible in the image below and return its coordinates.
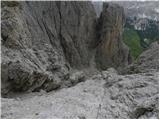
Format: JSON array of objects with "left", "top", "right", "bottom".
[{"left": 91, "top": 0, "right": 158, "bottom": 1}]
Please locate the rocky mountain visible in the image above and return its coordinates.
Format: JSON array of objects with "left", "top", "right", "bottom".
[
  {"left": 1, "top": 1, "right": 97, "bottom": 94},
  {"left": 114, "top": 1, "right": 159, "bottom": 49},
  {"left": 120, "top": 41, "right": 159, "bottom": 74},
  {"left": 95, "top": 3, "right": 132, "bottom": 70},
  {"left": 93, "top": 1, "right": 159, "bottom": 50},
  {"left": 1, "top": 1, "right": 159, "bottom": 119},
  {"left": 93, "top": 1, "right": 159, "bottom": 20},
  {"left": 114, "top": 1, "right": 159, "bottom": 21},
  {"left": 2, "top": 42, "right": 159, "bottom": 118},
  {"left": 1, "top": 1, "right": 130, "bottom": 95}
]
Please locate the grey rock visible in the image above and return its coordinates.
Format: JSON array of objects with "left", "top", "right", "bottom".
[
  {"left": 1, "top": 1, "right": 132, "bottom": 95},
  {"left": 69, "top": 71, "right": 85, "bottom": 85},
  {"left": 95, "top": 3, "right": 132, "bottom": 70},
  {"left": 1, "top": 1, "right": 96, "bottom": 95},
  {"left": 1, "top": 69, "right": 158, "bottom": 119},
  {"left": 1, "top": 1, "right": 158, "bottom": 119},
  {"left": 120, "top": 41, "right": 159, "bottom": 74},
  {"left": 136, "top": 42, "right": 159, "bottom": 72}
]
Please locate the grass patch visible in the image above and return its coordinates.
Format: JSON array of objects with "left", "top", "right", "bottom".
[{"left": 123, "top": 28, "right": 143, "bottom": 59}]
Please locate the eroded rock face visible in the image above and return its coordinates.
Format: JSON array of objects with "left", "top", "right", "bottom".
[
  {"left": 95, "top": 3, "right": 132, "bottom": 70},
  {"left": 136, "top": 42, "right": 159, "bottom": 72},
  {"left": 59, "top": 2, "right": 97, "bottom": 68},
  {"left": 1, "top": 1, "right": 158, "bottom": 119},
  {"left": 1, "top": 1, "right": 132, "bottom": 95},
  {"left": 1, "top": 1, "right": 96, "bottom": 95},
  {"left": 120, "top": 41, "right": 159, "bottom": 74}
]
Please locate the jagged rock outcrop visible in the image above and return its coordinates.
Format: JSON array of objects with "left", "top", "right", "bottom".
[
  {"left": 120, "top": 41, "right": 159, "bottom": 74},
  {"left": 1, "top": 1, "right": 96, "bottom": 95},
  {"left": 95, "top": 3, "right": 132, "bottom": 70}
]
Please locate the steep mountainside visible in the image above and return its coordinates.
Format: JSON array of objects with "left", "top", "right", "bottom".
[
  {"left": 1, "top": 1, "right": 96, "bottom": 95},
  {"left": 114, "top": 1, "right": 159, "bottom": 21},
  {"left": 1, "top": 1, "right": 130, "bottom": 95},
  {"left": 116, "top": 1, "right": 159, "bottom": 49},
  {"left": 123, "top": 28, "right": 143, "bottom": 59},
  {"left": 2, "top": 42, "right": 159, "bottom": 118},
  {"left": 120, "top": 41, "right": 159, "bottom": 74},
  {"left": 93, "top": 1, "right": 159, "bottom": 58},
  {"left": 1, "top": 1, "right": 159, "bottom": 119}
]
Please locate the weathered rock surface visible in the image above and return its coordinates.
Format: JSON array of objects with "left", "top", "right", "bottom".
[
  {"left": 120, "top": 41, "right": 159, "bottom": 74},
  {"left": 1, "top": 1, "right": 158, "bottom": 119},
  {"left": 1, "top": 1, "right": 131, "bottom": 95},
  {"left": 1, "top": 68, "right": 158, "bottom": 119},
  {"left": 95, "top": 3, "right": 132, "bottom": 70},
  {"left": 1, "top": 1, "right": 97, "bottom": 95}
]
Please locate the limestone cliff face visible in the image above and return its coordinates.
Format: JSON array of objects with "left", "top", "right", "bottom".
[
  {"left": 1, "top": 1, "right": 130, "bottom": 95},
  {"left": 95, "top": 3, "right": 132, "bottom": 70},
  {"left": 1, "top": 1, "right": 96, "bottom": 95}
]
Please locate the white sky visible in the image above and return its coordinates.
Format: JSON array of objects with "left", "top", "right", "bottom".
[{"left": 92, "top": 0, "right": 158, "bottom": 1}]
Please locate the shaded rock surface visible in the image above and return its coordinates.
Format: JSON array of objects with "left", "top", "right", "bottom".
[
  {"left": 1, "top": 1, "right": 131, "bottom": 95},
  {"left": 120, "top": 41, "right": 159, "bottom": 74},
  {"left": 95, "top": 3, "right": 132, "bottom": 70},
  {"left": 1, "top": 1, "right": 159, "bottom": 119},
  {"left": 1, "top": 1, "right": 97, "bottom": 95},
  {"left": 1, "top": 68, "right": 158, "bottom": 119}
]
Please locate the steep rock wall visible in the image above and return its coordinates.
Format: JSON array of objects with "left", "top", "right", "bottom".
[
  {"left": 1, "top": 1, "right": 97, "bottom": 95},
  {"left": 1, "top": 1, "right": 131, "bottom": 95},
  {"left": 95, "top": 3, "right": 132, "bottom": 70}
]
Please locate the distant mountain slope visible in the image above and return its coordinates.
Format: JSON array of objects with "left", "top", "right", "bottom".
[
  {"left": 92, "top": 1, "right": 159, "bottom": 59},
  {"left": 113, "top": 1, "right": 159, "bottom": 58},
  {"left": 123, "top": 28, "right": 143, "bottom": 59},
  {"left": 114, "top": 1, "right": 159, "bottom": 21}
]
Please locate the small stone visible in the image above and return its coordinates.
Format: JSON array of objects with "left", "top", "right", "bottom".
[
  {"left": 78, "top": 115, "right": 86, "bottom": 119},
  {"left": 35, "top": 113, "right": 39, "bottom": 115},
  {"left": 15, "top": 97, "right": 21, "bottom": 101},
  {"left": 83, "top": 89, "right": 87, "bottom": 92},
  {"left": 111, "top": 104, "right": 116, "bottom": 108}
]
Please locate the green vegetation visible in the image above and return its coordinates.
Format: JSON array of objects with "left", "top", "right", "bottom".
[
  {"left": 123, "top": 28, "right": 143, "bottom": 59},
  {"left": 137, "top": 20, "right": 159, "bottom": 48}
]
